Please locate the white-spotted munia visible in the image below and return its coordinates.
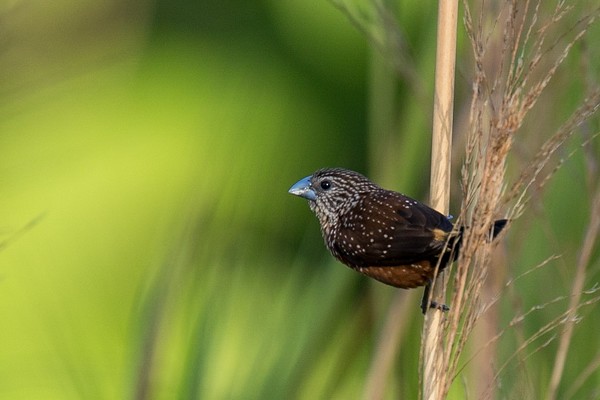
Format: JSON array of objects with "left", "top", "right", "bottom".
[{"left": 289, "top": 168, "right": 506, "bottom": 313}]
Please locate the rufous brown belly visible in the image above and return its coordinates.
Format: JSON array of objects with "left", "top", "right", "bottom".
[{"left": 356, "top": 260, "right": 434, "bottom": 289}]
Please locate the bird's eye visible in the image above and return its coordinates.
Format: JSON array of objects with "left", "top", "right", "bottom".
[{"left": 320, "top": 180, "right": 332, "bottom": 191}]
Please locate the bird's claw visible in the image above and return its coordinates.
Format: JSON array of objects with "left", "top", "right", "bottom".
[
  {"left": 429, "top": 301, "right": 450, "bottom": 312},
  {"left": 421, "top": 298, "right": 450, "bottom": 314}
]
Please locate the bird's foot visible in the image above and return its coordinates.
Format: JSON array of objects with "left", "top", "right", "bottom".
[
  {"left": 428, "top": 301, "right": 450, "bottom": 312},
  {"left": 420, "top": 299, "right": 450, "bottom": 314},
  {"left": 420, "top": 284, "right": 450, "bottom": 314}
]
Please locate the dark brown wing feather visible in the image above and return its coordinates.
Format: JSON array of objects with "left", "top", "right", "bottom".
[{"left": 332, "top": 190, "right": 454, "bottom": 268}]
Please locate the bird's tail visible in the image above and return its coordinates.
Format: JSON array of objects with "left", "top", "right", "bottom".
[
  {"left": 491, "top": 219, "right": 508, "bottom": 238},
  {"left": 457, "top": 219, "right": 508, "bottom": 241},
  {"left": 448, "top": 219, "right": 508, "bottom": 259}
]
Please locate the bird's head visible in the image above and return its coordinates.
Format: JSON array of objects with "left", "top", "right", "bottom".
[{"left": 288, "top": 168, "right": 379, "bottom": 227}]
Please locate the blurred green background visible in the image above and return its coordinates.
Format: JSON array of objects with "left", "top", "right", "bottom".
[{"left": 1, "top": 0, "right": 599, "bottom": 399}]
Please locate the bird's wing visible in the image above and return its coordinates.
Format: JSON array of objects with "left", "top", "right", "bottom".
[{"left": 334, "top": 191, "right": 454, "bottom": 267}]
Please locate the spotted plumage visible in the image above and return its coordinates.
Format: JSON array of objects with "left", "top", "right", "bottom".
[{"left": 289, "top": 168, "right": 506, "bottom": 313}]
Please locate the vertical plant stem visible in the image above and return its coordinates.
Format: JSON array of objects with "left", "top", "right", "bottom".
[{"left": 422, "top": 1, "right": 458, "bottom": 399}]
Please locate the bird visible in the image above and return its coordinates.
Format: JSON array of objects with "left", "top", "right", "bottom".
[{"left": 288, "top": 168, "right": 506, "bottom": 313}]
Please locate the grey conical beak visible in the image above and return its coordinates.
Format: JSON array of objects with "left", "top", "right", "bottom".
[{"left": 288, "top": 175, "right": 316, "bottom": 201}]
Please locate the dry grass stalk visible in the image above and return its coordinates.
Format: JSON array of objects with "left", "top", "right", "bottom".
[
  {"left": 433, "top": 0, "right": 600, "bottom": 398},
  {"left": 420, "top": 1, "right": 458, "bottom": 399}
]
